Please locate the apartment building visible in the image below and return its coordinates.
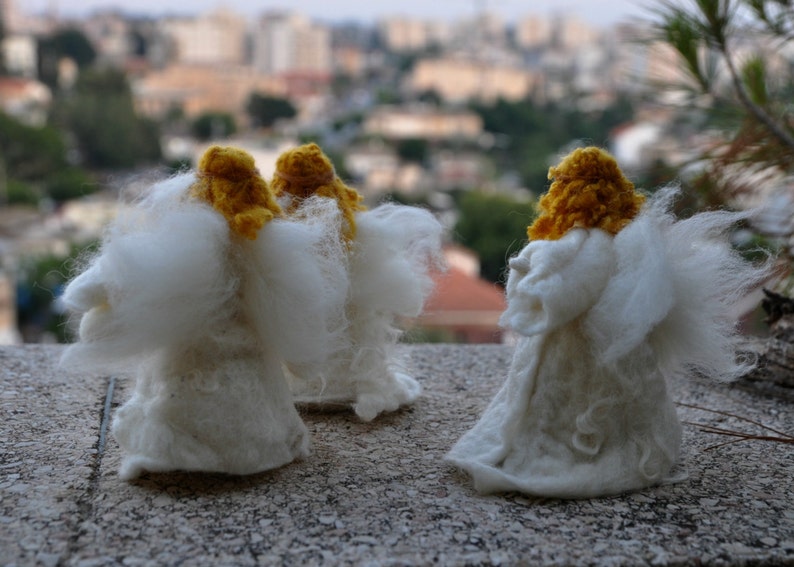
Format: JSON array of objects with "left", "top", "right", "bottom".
[
  {"left": 363, "top": 105, "right": 483, "bottom": 141},
  {"left": 515, "top": 15, "right": 554, "bottom": 50},
  {"left": 0, "top": 76, "right": 51, "bottom": 126},
  {"left": 408, "top": 57, "right": 534, "bottom": 103},
  {"left": 378, "top": 17, "right": 433, "bottom": 52},
  {"left": 2, "top": 34, "right": 36, "bottom": 77},
  {"left": 252, "top": 12, "right": 331, "bottom": 76},
  {"left": 0, "top": 0, "right": 18, "bottom": 32},
  {"left": 162, "top": 8, "right": 247, "bottom": 66},
  {"left": 132, "top": 64, "right": 286, "bottom": 124}
]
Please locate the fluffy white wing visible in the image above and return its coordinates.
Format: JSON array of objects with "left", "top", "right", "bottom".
[
  {"left": 586, "top": 186, "right": 770, "bottom": 379},
  {"left": 349, "top": 203, "right": 444, "bottom": 317},
  {"left": 61, "top": 175, "right": 236, "bottom": 372},
  {"left": 584, "top": 196, "right": 676, "bottom": 363},
  {"left": 652, "top": 188, "right": 769, "bottom": 379},
  {"left": 242, "top": 197, "right": 349, "bottom": 367}
]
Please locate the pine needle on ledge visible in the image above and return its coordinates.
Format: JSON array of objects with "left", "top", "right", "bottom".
[{"left": 677, "top": 402, "right": 794, "bottom": 451}]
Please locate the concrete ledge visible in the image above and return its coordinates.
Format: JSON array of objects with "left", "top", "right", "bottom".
[{"left": 2, "top": 344, "right": 794, "bottom": 565}]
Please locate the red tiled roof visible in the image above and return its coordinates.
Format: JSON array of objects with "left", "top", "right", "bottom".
[
  {"left": 424, "top": 267, "right": 506, "bottom": 313},
  {"left": 0, "top": 77, "right": 34, "bottom": 96},
  {"left": 0, "top": 77, "right": 50, "bottom": 102}
]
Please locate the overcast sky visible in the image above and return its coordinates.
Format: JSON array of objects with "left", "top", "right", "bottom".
[{"left": 21, "top": 0, "right": 653, "bottom": 27}]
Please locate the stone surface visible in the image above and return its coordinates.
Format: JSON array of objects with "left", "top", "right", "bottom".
[
  {"left": 0, "top": 346, "right": 108, "bottom": 567},
  {"left": 2, "top": 344, "right": 794, "bottom": 565}
]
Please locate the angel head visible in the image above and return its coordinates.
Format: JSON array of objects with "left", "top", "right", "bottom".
[
  {"left": 527, "top": 146, "right": 645, "bottom": 241},
  {"left": 190, "top": 145, "right": 282, "bottom": 240},
  {"left": 272, "top": 142, "right": 366, "bottom": 241}
]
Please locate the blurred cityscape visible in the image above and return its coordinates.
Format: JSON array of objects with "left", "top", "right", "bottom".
[{"left": 0, "top": 1, "right": 787, "bottom": 344}]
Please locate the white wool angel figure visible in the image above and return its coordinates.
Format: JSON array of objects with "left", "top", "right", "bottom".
[
  {"left": 61, "top": 146, "right": 347, "bottom": 480},
  {"left": 446, "top": 146, "right": 770, "bottom": 499},
  {"left": 271, "top": 143, "right": 444, "bottom": 421}
]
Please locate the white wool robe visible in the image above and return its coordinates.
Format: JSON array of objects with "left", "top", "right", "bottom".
[
  {"left": 61, "top": 174, "right": 345, "bottom": 480},
  {"left": 289, "top": 203, "right": 444, "bottom": 421},
  {"left": 446, "top": 187, "right": 768, "bottom": 498}
]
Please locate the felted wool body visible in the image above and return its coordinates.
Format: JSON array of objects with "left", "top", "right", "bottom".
[
  {"left": 288, "top": 203, "right": 444, "bottom": 421},
  {"left": 447, "top": 188, "right": 767, "bottom": 498},
  {"left": 111, "top": 322, "right": 309, "bottom": 480},
  {"left": 62, "top": 173, "right": 345, "bottom": 478}
]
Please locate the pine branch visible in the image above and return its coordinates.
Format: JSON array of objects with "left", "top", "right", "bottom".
[{"left": 719, "top": 41, "right": 794, "bottom": 150}]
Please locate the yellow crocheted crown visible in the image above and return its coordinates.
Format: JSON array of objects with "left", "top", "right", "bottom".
[
  {"left": 190, "top": 145, "right": 282, "bottom": 240},
  {"left": 271, "top": 142, "right": 366, "bottom": 242},
  {"left": 527, "top": 146, "right": 645, "bottom": 241}
]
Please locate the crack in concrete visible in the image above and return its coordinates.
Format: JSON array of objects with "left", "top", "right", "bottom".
[
  {"left": 65, "top": 375, "right": 116, "bottom": 561},
  {"left": 98, "top": 376, "right": 116, "bottom": 456}
]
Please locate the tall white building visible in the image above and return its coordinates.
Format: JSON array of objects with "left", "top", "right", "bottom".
[
  {"left": 162, "top": 8, "right": 247, "bottom": 66},
  {"left": 378, "top": 17, "right": 453, "bottom": 52},
  {"left": 557, "top": 15, "right": 602, "bottom": 51},
  {"left": 378, "top": 17, "right": 430, "bottom": 52},
  {"left": 82, "top": 11, "right": 133, "bottom": 67},
  {"left": 0, "top": 0, "right": 16, "bottom": 32},
  {"left": 252, "top": 12, "right": 331, "bottom": 76},
  {"left": 515, "top": 15, "right": 553, "bottom": 49},
  {"left": 2, "top": 35, "right": 36, "bottom": 76}
]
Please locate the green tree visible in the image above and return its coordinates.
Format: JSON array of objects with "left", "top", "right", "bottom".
[
  {"left": 46, "top": 167, "right": 96, "bottom": 202},
  {"left": 0, "top": 111, "right": 68, "bottom": 180},
  {"left": 37, "top": 28, "right": 96, "bottom": 90},
  {"left": 417, "top": 89, "right": 442, "bottom": 106},
  {"left": 396, "top": 138, "right": 429, "bottom": 164},
  {"left": 454, "top": 191, "right": 537, "bottom": 283},
  {"left": 6, "top": 180, "right": 39, "bottom": 205},
  {"left": 53, "top": 68, "right": 161, "bottom": 169},
  {"left": 0, "top": 6, "right": 6, "bottom": 75},
  {"left": 246, "top": 93, "right": 297, "bottom": 129},
  {"left": 471, "top": 96, "right": 635, "bottom": 192},
  {"left": 16, "top": 241, "right": 98, "bottom": 342},
  {"left": 0, "top": 111, "right": 96, "bottom": 204},
  {"left": 191, "top": 112, "right": 237, "bottom": 141}
]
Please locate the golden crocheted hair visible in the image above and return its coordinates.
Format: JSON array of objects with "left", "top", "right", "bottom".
[
  {"left": 190, "top": 145, "right": 282, "bottom": 240},
  {"left": 271, "top": 142, "right": 366, "bottom": 242},
  {"left": 527, "top": 146, "right": 645, "bottom": 241}
]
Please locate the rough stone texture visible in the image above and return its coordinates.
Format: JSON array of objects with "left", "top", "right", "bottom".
[
  {"left": 0, "top": 346, "right": 107, "bottom": 567},
  {"left": 2, "top": 344, "right": 793, "bottom": 565}
]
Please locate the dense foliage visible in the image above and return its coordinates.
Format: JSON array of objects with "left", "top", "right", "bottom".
[
  {"left": 454, "top": 191, "right": 537, "bottom": 283},
  {"left": 246, "top": 93, "right": 297, "bottom": 129},
  {"left": 37, "top": 28, "right": 96, "bottom": 89},
  {"left": 16, "top": 241, "right": 97, "bottom": 343},
  {"left": 652, "top": 0, "right": 794, "bottom": 286},
  {"left": 53, "top": 68, "right": 162, "bottom": 169},
  {"left": 0, "top": 112, "right": 95, "bottom": 204},
  {"left": 471, "top": 96, "right": 635, "bottom": 193},
  {"left": 396, "top": 138, "right": 429, "bottom": 164},
  {"left": 191, "top": 111, "right": 237, "bottom": 141}
]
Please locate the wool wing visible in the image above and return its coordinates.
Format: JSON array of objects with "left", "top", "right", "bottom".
[
  {"left": 242, "top": 197, "right": 349, "bottom": 366},
  {"left": 587, "top": 186, "right": 769, "bottom": 379},
  {"left": 349, "top": 204, "right": 444, "bottom": 317},
  {"left": 61, "top": 175, "right": 236, "bottom": 372},
  {"left": 584, "top": 196, "right": 676, "bottom": 364},
  {"left": 649, "top": 188, "right": 769, "bottom": 379}
]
